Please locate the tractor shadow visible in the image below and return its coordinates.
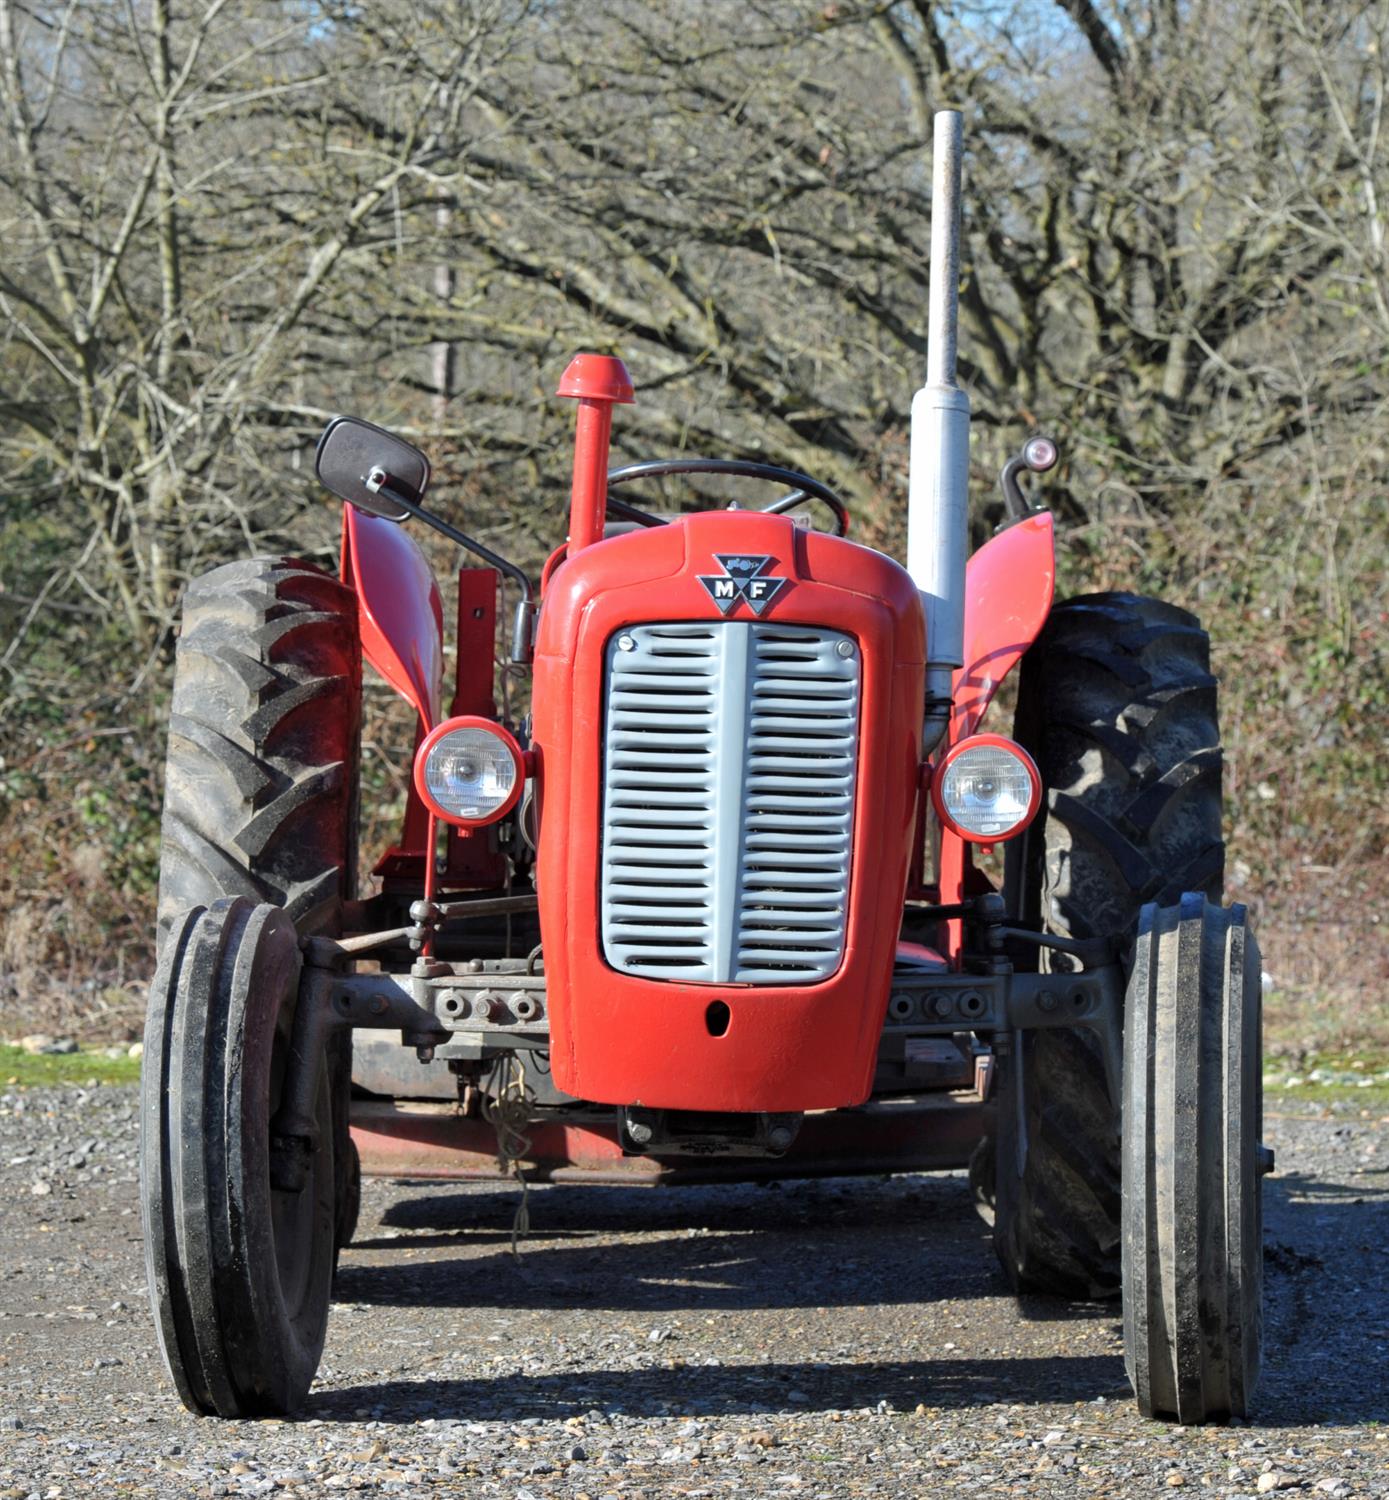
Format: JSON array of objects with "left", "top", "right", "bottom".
[
  {"left": 1254, "top": 1164, "right": 1389, "bottom": 1426},
  {"left": 308, "top": 1354, "right": 1127, "bottom": 1424},
  {"left": 324, "top": 1170, "right": 1130, "bottom": 1420},
  {"left": 322, "top": 1145, "right": 1389, "bottom": 1425},
  {"left": 338, "top": 1170, "right": 1116, "bottom": 1316}
]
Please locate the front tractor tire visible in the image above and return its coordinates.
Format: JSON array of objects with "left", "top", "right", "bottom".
[
  {"left": 992, "top": 592, "right": 1224, "bottom": 1298},
  {"left": 141, "top": 900, "right": 336, "bottom": 1417},
  {"left": 155, "top": 557, "right": 362, "bottom": 1256},
  {"left": 1123, "top": 896, "right": 1264, "bottom": 1420}
]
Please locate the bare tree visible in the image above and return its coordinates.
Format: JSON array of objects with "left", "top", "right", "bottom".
[
  {"left": 2, "top": 0, "right": 1386, "bottom": 1021},
  {"left": 0, "top": 0, "right": 527, "bottom": 651}
]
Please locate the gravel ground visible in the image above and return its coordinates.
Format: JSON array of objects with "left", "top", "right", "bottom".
[{"left": 1, "top": 1086, "right": 1386, "bottom": 1498}]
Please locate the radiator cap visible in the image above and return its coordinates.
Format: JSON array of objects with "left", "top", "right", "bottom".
[{"left": 557, "top": 352, "right": 635, "bottom": 404}]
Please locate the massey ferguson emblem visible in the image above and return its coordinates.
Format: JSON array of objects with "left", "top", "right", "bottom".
[{"left": 697, "top": 554, "right": 788, "bottom": 616}]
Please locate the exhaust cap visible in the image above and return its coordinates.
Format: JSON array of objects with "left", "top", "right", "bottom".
[{"left": 907, "top": 110, "right": 970, "bottom": 678}]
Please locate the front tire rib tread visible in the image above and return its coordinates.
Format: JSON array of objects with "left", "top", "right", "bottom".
[
  {"left": 141, "top": 899, "right": 333, "bottom": 1417},
  {"left": 1123, "top": 896, "right": 1262, "bottom": 1421},
  {"left": 141, "top": 904, "right": 207, "bottom": 1414}
]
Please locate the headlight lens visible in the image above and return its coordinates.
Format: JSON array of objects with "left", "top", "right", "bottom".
[
  {"left": 933, "top": 736, "right": 1040, "bottom": 842},
  {"left": 414, "top": 717, "right": 524, "bottom": 826}
]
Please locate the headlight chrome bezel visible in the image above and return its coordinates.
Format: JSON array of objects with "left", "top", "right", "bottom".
[
  {"left": 413, "top": 715, "right": 526, "bottom": 827},
  {"left": 931, "top": 732, "right": 1042, "bottom": 844}
]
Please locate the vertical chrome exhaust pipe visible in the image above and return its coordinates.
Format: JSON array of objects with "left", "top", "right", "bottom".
[{"left": 907, "top": 110, "right": 970, "bottom": 753}]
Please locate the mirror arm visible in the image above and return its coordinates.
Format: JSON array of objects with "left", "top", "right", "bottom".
[{"left": 365, "top": 469, "right": 536, "bottom": 663}]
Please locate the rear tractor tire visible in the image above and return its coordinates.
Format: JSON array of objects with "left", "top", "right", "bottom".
[
  {"left": 990, "top": 592, "right": 1224, "bottom": 1298},
  {"left": 140, "top": 899, "right": 336, "bottom": 1417},
  {"left": 155, "top": 557, "right": 362, "bottom": 1257},
  {"left": 1123, "top": 895, "right": 1265, "bottom": 1421}
]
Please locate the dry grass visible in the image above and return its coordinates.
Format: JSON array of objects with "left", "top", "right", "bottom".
[
  {"left": 0, "top": 730, "right": 158, "bottom": 1045},
  {"left": 1255, "top": 874, "right": 1389, "bottom": 1063}
]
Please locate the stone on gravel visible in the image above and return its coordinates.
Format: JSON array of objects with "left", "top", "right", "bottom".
[{"left": 0, "top": 1091, "right": 1385, "bottom": 1500}]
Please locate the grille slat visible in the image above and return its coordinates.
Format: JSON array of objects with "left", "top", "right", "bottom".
[{"left": 601, "top": 621, "right": 859, "bottom": 984}]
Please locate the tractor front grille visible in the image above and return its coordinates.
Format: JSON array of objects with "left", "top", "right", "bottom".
[{"left": 600, "top": 621, "right": 860, "bottom": 984}]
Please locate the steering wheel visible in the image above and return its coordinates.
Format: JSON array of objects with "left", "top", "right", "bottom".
[{"left": 606, "top": 458, "right": 849, "bottom": 537}]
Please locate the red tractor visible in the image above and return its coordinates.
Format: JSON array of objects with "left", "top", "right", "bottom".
[{"left": 140, "top": 113, "right": 1266, "bottom": 1424}]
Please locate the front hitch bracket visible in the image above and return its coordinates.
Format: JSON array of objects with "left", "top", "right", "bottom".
[{"left": 274, "top": 921, "right": 1125, "bottom": 1177}]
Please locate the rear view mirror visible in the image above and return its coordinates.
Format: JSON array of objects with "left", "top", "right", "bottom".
[{"left": 315, "top": 416, "right": 431, "bottom": 522}]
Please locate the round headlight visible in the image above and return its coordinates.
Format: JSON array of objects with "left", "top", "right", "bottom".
[
  {"left": 414, "top": 716, "right": 525, "bottom": 827},
  {"left": 932, "top": 734, "right": 1041, "bottom": 843}
]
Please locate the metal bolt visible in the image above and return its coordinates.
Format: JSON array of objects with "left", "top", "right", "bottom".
[
  {"left": 369, "top": 994, "right": 390, "bottom": 1016},
  {"left": 931, "top": 993, "right": 955, "bottom": 1018},
  {"left": 470, "top": 993, "right": 495, "bottom": 1022},
  {"left": 627, "top": 1120, "right": 654, "bottom": 1145},
  {"left": 416, "top": 1045, "right": 435, "bottom": 1064},
  {"left": 835, "top": 639, "right": 855, "bottom": 658},
  {"left": 767, "top": 1125, "right": 795, "bottom": 1152},
  {"left": 1038, "top": 990, "right": 1058, "bottom": 1013},
  {"left": 617, "top": 634, "right": 636, "bottom": 652}
]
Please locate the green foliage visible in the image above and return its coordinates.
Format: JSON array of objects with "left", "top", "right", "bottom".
[{"left": 0, "top": 1045, "right": 141, "bottom": 1088}]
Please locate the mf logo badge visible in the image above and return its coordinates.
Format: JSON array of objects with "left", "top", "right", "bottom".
[{"left": 697, "top": 554, "right": 788, "bottom": 616}]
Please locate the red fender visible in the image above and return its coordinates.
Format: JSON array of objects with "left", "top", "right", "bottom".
[
  {"left": 340, "top": 506, "right": 444, "bottom": 731},
  {"left": 950, "top": 511, "right": 1055, "bottom": 742},
  {"left": 933, "top": 512, "right": 1054, "bottom": 961}
]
